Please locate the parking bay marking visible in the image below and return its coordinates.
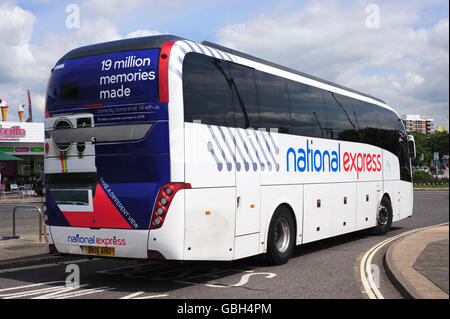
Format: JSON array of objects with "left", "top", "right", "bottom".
[{"left": 205, "top": 271, "right": 277, "bottom": 288}]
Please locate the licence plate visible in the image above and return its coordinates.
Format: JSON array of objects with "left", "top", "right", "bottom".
[{"left": 84, "top": 246, "right": 115, "bottom": 256}]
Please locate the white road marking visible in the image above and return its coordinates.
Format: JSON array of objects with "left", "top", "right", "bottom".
[
  {"left": 360, "top": 222, "right": 449, "bottom": 299},
  {"left": 52, "top": 286, "right": 115, "bottom": 299},
  {"left": 31, "top": 284, "right": 90, "bottom": 299},
  {"left": 0, "top": 281, "right": 115, "bottom": 299},
  {"left": 206, "top": 270, "right": 277, "bottom": 288},
  {"left": 0, "top": 259, "right": 92, "bottom": 274},
  {"left": 120, "top": 291, "right": 168, "bottom": 299},
  {"left": 0, "top": 281, "right": 63, "bottom": 292}
]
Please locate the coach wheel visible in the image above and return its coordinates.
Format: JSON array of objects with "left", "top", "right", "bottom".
[
  {"left": 266, "top": 206, "right": 295, "bottom": 265},
  {"left": 373, "top": 196, "right": 393, "bottom": 235}
]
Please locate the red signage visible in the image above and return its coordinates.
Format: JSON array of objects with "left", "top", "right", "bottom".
[
  {"left": 0, "top": 125, "right": 26, "bottom": 141},
  {"left": 14, "top": 147, "right": 30, "bottom": 152}
]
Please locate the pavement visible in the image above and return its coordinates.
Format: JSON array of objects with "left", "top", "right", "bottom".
[
  {"left": 384, "top": 223, "right": 449, "bottom": 299},
  {"left": 0, "top": 196, "right": 66, "bottom": 268},
  {"left": 0, "top": 197, "right": 449, "bottom": 299}
]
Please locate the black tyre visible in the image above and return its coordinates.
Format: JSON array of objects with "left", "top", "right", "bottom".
[
  {"left": 373, "top": 196, "right": 393, "bottom": 235},
  {"left": 266, "top": 206, "right": 296, "bottom": 265}
]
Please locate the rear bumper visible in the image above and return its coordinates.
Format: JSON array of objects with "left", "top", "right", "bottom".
[
  {"left": 47, "top": 190, "right": 185, "bottom": 260},
  {"left": 47, "top": 226, "right": 150, "bottom": 259}
]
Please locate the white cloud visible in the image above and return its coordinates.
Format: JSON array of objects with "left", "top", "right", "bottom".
[
  {"left": 81, "top": 0, "right": 144, "bottom": 19},
  {"left": 125, "top": 29, "right": 165, "bottom": 38},
  {"left": 216, "top": 1, "right": 449, "bottom": 129},
  {"left": 81, "top": 0, "right": 187, "bottom": 19},
  {"left": 0, "top": 3, "right": 164, "bottom": 122},
  {"left": 0, "top": 4, "right": 36, "bottom": 81},
  {"left": 0, "top": 0, "right": 447, "bottom": 130}
]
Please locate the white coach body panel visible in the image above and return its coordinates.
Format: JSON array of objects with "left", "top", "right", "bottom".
[
  {"left": 43, "top": 36, "right": 413, "bottom": 263},
  {"left": 260, "top": 184, "right": 303, "bottom": 248},
  {"left": 164, "top": 38, "right": 413, "bottom": 261},
  {"left": 331, "top": 182, "right": 357, "bottom": 236},
  {"left": 168, "top": 48, "right": 185, "bottom": 183},
  {"left": 148, "top": 190, "right": 185, "bottom": 260},
  {"left": 184, "top": 187, "right": 235, "bottom": 261},
  {"left": 184, "top": 122, "right": 235, "bottom": 188},
  {"left": 398, "top": 181, "right": 414, "bottom": 220},
  {"left": 356, "top": 181, "right": 381, "bottom": 230}
]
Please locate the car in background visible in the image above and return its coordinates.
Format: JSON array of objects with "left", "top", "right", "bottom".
[{"left": 416, "top": 166, "right": 430, "bottom": 172}]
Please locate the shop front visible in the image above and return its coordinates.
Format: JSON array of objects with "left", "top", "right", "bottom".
[{"left": 0, "top": 122, "right": 44, "bottom": 191}]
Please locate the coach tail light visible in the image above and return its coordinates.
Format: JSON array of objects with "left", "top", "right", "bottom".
[
  {"left": 150, "top": 183, "right": 191, "bottom": 230},
  {"left": 42, "top": 192, "right": 49, "bottom": 225},
  {"left": 164, "top": 187, "right": 173, "bottom": 196}
]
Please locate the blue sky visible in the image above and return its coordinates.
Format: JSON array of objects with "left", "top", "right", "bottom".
[{"left": 1, "top": 0, "right": 448, "bottom": 129}]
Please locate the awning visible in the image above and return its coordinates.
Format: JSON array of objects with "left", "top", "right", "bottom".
[{"left": 0, "top": 152, "right": 23, "bottom": 161}]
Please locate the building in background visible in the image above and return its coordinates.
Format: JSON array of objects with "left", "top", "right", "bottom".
[
  {"left": 0, "top": 121, "right": 44, "bottom": 190},
  {"left": 401, "top": 114, "right": 434, "bottom": 134}
]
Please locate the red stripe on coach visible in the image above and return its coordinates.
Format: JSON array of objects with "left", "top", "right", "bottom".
[{"left": 158, "top": 40, "right": 176, "bottom": 103}]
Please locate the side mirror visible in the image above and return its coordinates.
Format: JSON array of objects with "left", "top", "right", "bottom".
[{"left": 407, "top": 135, "right": 416, "bottom": 159}]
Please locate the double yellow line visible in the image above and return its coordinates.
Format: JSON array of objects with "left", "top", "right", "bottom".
[{"left": 359, "top": 223, "right": 448, "bottom": 299}]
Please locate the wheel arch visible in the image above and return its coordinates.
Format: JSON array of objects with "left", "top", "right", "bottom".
[
  {"left": 382, "top": 192, "right": 392, "bottom": 205},
  {"left": 264, "top": 202, "right": 298, "bottom": 250}
]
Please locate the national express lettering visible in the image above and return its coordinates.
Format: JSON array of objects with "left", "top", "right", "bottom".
[
  {"left": 286, "top": 140, "right": 381, "bottom": 179},
  {"left": 67, "top": 234, "right": 127, "bottom": 246}
]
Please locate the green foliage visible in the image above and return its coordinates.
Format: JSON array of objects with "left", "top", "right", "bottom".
[
  {"left": 412, "top": 170, "right": 449, "bottom": 185},
  {"left": 412, "top": 170, "right": 434, "bottom": 184},
  {"left": 409, "top": 130, "right": 449, "bottom": 167}
]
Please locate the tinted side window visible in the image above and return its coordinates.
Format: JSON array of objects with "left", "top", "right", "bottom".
[
  {"left": 377, "top": 107, "right": 400, "bottom": 154},
  {"left": 377, "top": 107, "right": 411, "bottom": 181},
  {"left": 398, "top": 140, "right": 412, "bottom": 182},
  {"left": 330, "top": 93, "right": 360, "bottom": 142},
  {"left": 255, "top": 70, "right": 290, "bottom": 133},
  {"left": 228, "top": 63, "right": 259, "bottom": 129},
  {"left": 354, "top": 101, "right": 380, "bottom": 147},
  {"left": 287, "top": 80, "right": 324, "bottom": 138},
  {"left": 322, "top": 91, "right": 359, "bottom": 141},
  {"left": 183, "top": 53, "right": 234, "bottom": 126}
]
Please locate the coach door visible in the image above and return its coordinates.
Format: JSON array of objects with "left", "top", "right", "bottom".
[
  {"left": 235, "top": 128, "right": 261, "bottom": 236},
  {"left": 234, "top": 128, "right": 261, "bottom": 259}
]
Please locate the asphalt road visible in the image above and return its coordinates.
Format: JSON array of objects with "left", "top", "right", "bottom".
[{"left": 0, "top": 190, "right": 448, "bottom": 301}]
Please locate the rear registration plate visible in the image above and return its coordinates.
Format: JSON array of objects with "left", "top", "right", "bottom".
[{"left": 84, "top": 246, "right": 115, "bottom": 256}]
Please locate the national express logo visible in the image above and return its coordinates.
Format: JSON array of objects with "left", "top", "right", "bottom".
[
  {"left": 286, "top": 140, "right": 381, "bottom": 179},
  {"left": 67, "top": 234, "right": 127, "bottom": 246}
]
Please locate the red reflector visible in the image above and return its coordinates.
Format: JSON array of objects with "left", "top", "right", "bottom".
[
  {"left": 48, "top": 244, "right": 58, "bottom": 254},
  {"left": 158, "top": 40, "right": 176, "bottom": 103},
  {"left": 148, "top": 250, "right": 166, "bottom": 260},
  {"left": 45, "top": 143, "right": 49, "bottom": 154},
  {"left": 45, "top": 111, "right": 51, "bottom": 118},
  {"left": 86, "top": 104, "right": 103, "bottom": 108}
]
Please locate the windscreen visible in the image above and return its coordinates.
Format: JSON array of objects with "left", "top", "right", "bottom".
[{"left": 46, "top": 49, "right": 160, "bottom": 109}]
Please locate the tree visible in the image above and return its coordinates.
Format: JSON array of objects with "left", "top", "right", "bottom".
[{"left": 408, "top": 130, "right": 449, "bottom": 167}]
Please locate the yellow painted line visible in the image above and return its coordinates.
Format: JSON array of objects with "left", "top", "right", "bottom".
[{"left": 360, "top": 222, "right": 448, "bottom": 299}]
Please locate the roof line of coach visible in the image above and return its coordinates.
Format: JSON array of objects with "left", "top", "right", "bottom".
[{"left": 57, "top": 34, "right": 386, "bottom": 105}]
